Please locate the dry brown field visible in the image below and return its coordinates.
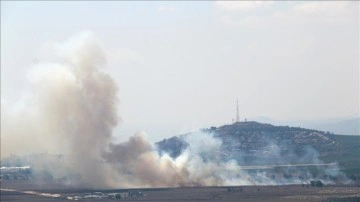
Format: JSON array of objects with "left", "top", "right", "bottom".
[{"left": 1, "top": 180, "right": 359, "bottom": 202}]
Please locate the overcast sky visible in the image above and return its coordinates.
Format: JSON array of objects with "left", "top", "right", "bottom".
[{"left": 1, "top": 1, "right": 359, "bottom": 141}]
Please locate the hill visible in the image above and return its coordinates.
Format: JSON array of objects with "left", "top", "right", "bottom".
[
  {"left": 304, "top": 118, "right": 360, "bottom": 136},
  {"left": 251, "top": 117, "right": 359, "bottom": 136},
  {"left": 156, "top": 121, "right": 360, "bottom": 180}
]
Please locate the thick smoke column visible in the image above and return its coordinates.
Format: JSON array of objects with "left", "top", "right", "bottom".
[
  {"left": 42, "top": 32, "right": 119, "bottom": 186},
  {"left": 2, "top": 32, "right": 119, "bottom": 187}
]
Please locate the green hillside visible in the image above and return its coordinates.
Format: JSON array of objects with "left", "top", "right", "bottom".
[{"left": 157, "top": 121, "right": 360, "bottom": 181}]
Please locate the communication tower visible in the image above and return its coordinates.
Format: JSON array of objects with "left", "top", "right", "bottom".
[{"left": 236, "top": 99, "right": 240, "bottom": 123}]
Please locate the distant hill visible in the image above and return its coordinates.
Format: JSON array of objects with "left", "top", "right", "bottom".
[
  {"left": 156, "top": 121, "right": 360, "bottom": 179},
  {"left": 304, "top": 118, "right": 360, "bottom": 136},
  {"left": 252, "top": 117, "right": 360, "bottom": 136}
]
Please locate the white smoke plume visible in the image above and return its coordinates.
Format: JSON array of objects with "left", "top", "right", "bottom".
[
  {"left": 1, "top": 32, "right": 346, "bottom": 188},
  {"left": 1, "top": 31, "right": 119, "bottom": 187}
]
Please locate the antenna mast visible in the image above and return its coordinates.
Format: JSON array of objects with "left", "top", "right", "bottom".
[{"left": 236, "top": 99, "right": 240, "bottom": 123}]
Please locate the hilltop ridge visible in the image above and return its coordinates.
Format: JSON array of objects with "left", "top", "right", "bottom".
[
  {"left": 156, "top": 121, "right": 360, "bottom": 180},
  {"left": 157, "top": 121, "right": 337, "bottom": 158}
]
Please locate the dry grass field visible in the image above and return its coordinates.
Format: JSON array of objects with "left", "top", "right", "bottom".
[{"left": 1, "top": 181, "right": 359, "bottom": 202}]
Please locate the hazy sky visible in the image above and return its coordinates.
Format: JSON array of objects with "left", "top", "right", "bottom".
[{"left": 1, "top": 1, "right": 359, "bottom": 141}]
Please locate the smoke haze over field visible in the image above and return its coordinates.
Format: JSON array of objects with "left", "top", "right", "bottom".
[{"left": 0, "top": 32, "right": 349, "bottom": 188}]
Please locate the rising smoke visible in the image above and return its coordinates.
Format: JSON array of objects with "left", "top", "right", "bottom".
[
  {"left": 2, "top": 31, "right": 119, "bottom": 187},
  {"left": 1, "top": 32, "right": 346, "bottom": 188}
]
